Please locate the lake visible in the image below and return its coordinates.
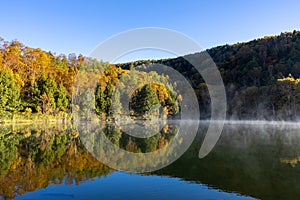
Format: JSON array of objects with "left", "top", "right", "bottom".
[{"left": 1, "top": 121, "right": 300, "bottom": 200}]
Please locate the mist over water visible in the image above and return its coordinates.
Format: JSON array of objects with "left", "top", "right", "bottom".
[
  {"left": 229, "top": 119, "right": 300, "bottom": 126},
  {"left": 159, "top": 121, "right": 300, "bottom": 200},
  {"left": 1, "top": 120, "right": 300, "bottom": 199}
]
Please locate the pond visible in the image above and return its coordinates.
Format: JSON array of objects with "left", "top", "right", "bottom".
[{"left": 1, "top": 121, "right": 300, "bottom": 199}]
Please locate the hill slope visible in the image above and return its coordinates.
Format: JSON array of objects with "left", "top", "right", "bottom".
[
  {"left": 1, "top": 31, "right": 300, "bottom": 120},
  {"left": 116, "top": 30, "right": 300, "bottom": 120}
]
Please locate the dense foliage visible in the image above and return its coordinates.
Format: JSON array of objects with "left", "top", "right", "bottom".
[
  {"left": 0, "top": 38, "right": 91, "bottom": 116},
  {"left": 2, "top": 31, "right": 300, "bottom": 120},
  {"left": 0, "top": 38, "right": 179, "bottom": 120},
  {"left": 93, "top": 66, "right": 179, "bottom": 120},
  {"left": 117, "top": 31, "right": 300, "bottom": 120}
]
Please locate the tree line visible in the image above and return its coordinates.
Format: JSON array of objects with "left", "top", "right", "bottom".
[
  {"left": 0, "top": 37, "right": 179, "bottom": 120},
  {"left": 2, "top": 30, "right": 300, "bottom": 120},
  {"left": 116, "top": 30, "right": 300, "bottom": 120},
  {"left": 0, "top": 38, "right": 88, "bottom": 117}
]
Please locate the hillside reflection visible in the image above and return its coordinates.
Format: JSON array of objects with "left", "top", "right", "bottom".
[
  {"left": 1, "top": 122, "right": 300, "bottom": 199},
  {"left": 155, "top": 122, "right": 300, "bottom": 200},
  {"left": 0, "top": 124, "right": 110, "bottom": 199}
]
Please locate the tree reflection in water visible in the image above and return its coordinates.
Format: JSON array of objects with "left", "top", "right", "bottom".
[{"left": 2, "top": 122, "right": 300, "bottom": 199}]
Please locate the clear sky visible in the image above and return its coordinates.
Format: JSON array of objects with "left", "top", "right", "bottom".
[{"left": 1, "top": 0, "right": 300, "bottom": 62}]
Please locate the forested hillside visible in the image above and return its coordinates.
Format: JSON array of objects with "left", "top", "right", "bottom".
[
  {"left": 1, "top": 31, "right": 300, "bottom": 120},
  {"left": 117, "top": 31, "right": 300, "bottom": 120},
  {"left": 0, "top": 38, "right": 100, "bottom": 118},
  {"left": 0, "top": 38, "right": 179, "bottom": 120}
]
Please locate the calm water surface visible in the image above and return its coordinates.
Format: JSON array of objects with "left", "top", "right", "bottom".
[{"left": 1, "top": 121, "right": 300, "bottom": 200}]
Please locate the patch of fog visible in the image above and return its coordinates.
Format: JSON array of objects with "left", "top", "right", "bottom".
[{"left": 199, "top": 119, "right": 300, "bottom": 128}]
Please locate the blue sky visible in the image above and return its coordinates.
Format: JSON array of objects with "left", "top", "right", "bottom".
[{"left": 1, "top": 0, "right": 300, "bottom": 62}]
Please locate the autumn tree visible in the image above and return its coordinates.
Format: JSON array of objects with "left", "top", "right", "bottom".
[
  {"left": 0, "top": 69, "right": 20, "bottom": 113},
  {"left": 56, "top": 84, "right": 69, "bottom": 111},
  {"left": 111, "top": 89, "right": 122, "bottom": 118},
  {"left": 95, "top": 83, "right": 107, "bottom": 115},
  {"left": 130, "top": 84, "right": 160, "bottom": 116}
]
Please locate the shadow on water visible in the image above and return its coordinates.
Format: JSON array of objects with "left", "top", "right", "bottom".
[{"left": 1, "top": 121, "right": 300, "bottom": 199}]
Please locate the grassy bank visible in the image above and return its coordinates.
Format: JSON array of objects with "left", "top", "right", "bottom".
[{"left": 0, "top": 112, "right": 72, "bottom": 124}]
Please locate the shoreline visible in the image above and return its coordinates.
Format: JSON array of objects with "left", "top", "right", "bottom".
[
  {"left": 0, "top": 113, "right": 72, "bottom": 125},
  {"left": 1, "top": 117, "right": 300, "bottom": 125}
]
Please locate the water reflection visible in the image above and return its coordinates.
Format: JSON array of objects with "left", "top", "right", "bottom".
[
  {"left": 156, "top": 122, "right": 300, "bottom": 200},
  {"left": 0, "top": 122, "right": 300, "bottom": 199},
  {"left": 0, "top": 124, "right": 110, "bottom": 199},
  {"left": 77, "top": 120, "right": 198, "bottom": 172}
]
